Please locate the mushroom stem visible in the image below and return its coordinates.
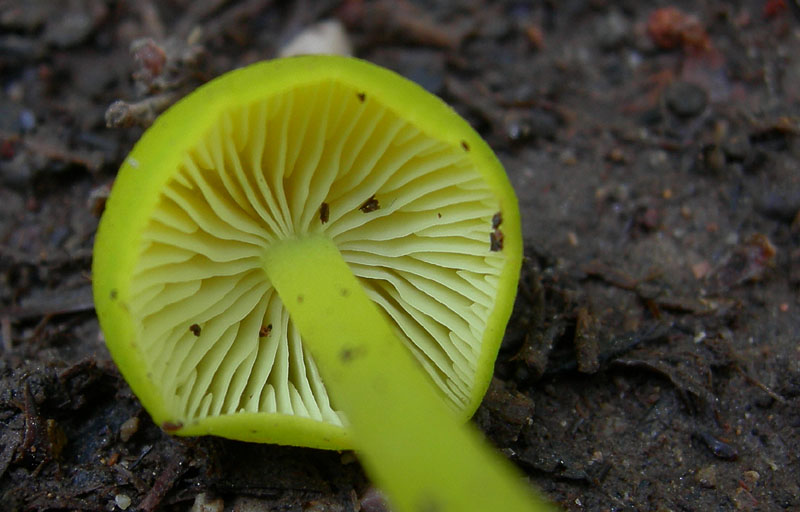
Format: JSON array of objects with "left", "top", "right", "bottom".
[{"left": 263, "top": 234, "right": 552, "bottom": 512}]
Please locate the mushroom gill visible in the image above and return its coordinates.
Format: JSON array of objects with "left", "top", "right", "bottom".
[{"left": 128, "top": 79, "right": 505, "bottom": 431}]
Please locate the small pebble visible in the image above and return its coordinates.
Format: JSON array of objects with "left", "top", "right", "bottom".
[
  {"left": 279, "top": 19, "right": 352, "bottom": 57},
  {"left": 742, "top": 470, "right": 760, "bottom": 487},
  {"left": 119, "top": 416, "right": 140, "bottom": 442},
  {"left": 115, "top": 494, "right": 131, "bottom": 510},
  {"left": 665, "top": 81, "right": 708, "bottom": 118},
  {"left": 695, "top": 464, "right": 717, "bottom": 488}
]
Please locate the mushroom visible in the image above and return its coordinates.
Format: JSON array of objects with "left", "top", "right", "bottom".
[{"left": 93, "top": 56, "right": 549, "bottom": 511}]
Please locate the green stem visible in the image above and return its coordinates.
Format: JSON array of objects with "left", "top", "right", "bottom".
[{"left": 263, "top": 234, "right": 553, "bottom": 512}]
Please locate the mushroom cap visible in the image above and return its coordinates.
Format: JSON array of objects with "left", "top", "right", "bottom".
[{"left": 92, "top": 56, "right": 522, "bottom": 449}]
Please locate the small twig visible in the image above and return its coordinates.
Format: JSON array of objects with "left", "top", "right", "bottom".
[
  {"left": 734, "top": 364, "right": 787, "bottom": 404},
  {"left": 112, "top": 463, "right": 150, "bottom": 494},
  {"left": 574, "top": 307, "right": 600, "bottom": 374},
  {"left": 16, "top": 382, "right": 40, "bottom": 463},
  {"left": 138, "top": 456, "right": 187, "bottom": 512},
  {"left": 0, "top": 286, "right": 95, "bottom": 321},
  {"left": 358, "top": 0, "right": 468, "bottom": 49}
]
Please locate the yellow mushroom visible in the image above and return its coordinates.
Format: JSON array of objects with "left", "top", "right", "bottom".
[{"left": 93, "top": 56, "right": 553, "bottom": 512}]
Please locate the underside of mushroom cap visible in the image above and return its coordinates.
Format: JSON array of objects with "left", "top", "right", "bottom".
[{"left": 93, "top": 56, "right": 522, "bottom": 449}]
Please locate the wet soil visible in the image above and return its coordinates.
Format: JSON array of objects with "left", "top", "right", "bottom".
[{"left": 1, "top": 1, "right": 799, "bottom": 511}]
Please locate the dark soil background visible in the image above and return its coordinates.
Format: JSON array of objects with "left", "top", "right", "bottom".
[{"left": 1, "top": 1, "right": 799, "bottom": 511}]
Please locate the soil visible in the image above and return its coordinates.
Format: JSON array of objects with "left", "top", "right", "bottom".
[{"left": 1, "top": 1, "right": 799, "bottom": 511}]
